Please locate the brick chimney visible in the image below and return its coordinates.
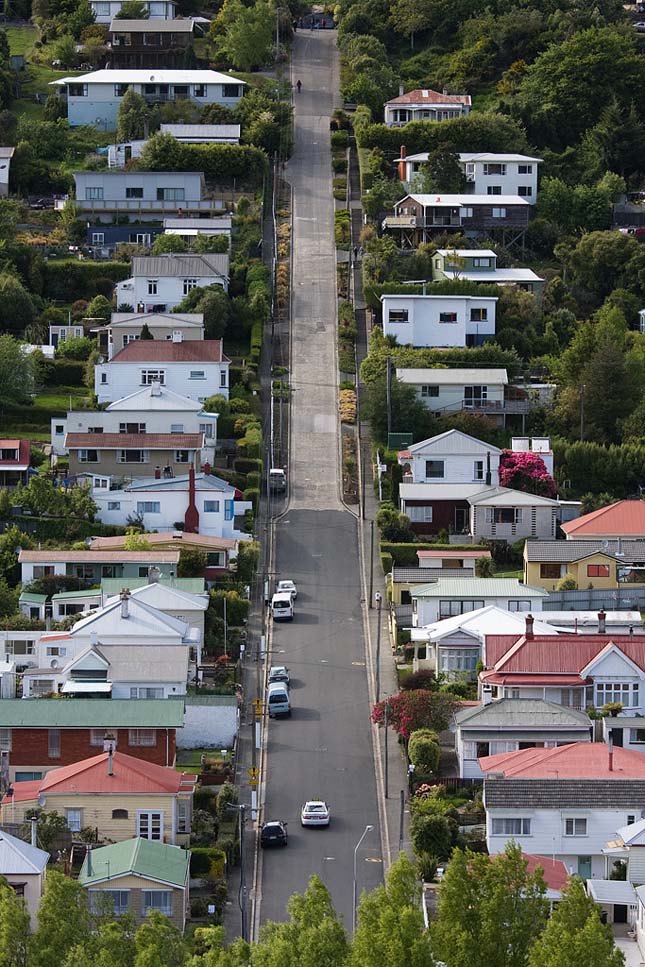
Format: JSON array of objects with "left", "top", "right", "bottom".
[
  {"left": 120, "top": 589, "right": 129, "bottom": 618},
  {"left": 525, "top": 614, "right": 534, "bottom": 640},
  {"left": 608, "top": 730, "right": 614, "bottom": 772},
  {"left": 398, "top": 145, "right": 407, "bottom": 182},
  {"left": 203, "top": 461, "right": 211, "bottom": 476},
  {"left": 184, "top": 463, "right": 199, "bottom": 533},
  {"left": 598, "top": 609, "right": 607, "bottom": 634}
]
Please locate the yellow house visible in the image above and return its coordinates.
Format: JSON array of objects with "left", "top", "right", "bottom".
[
  {"left": 522, "top": 540, "right": 645, "bottom": 592},
  {"left": 1, "top": 750, "right": 197, "bottom": 847}
]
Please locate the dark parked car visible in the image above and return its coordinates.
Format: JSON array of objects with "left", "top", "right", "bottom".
[{"left": 260, "top": 821, "right": 288, "bottom": 847}]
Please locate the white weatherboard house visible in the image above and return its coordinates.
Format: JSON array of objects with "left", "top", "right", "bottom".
[
  {"left": 105, "top": 581, "right": 209, "bottom": 640},
  {"left": 91, "top": 0, "right": 176, "bottom": 23},
  {"left": 94, "top": 338, "right": 230, "bottom": 405},
  {"left": 384, "top": 88, "right": 471, "bottom": 126},
  {"left": 116, "top": 254, "right": 229, "bottom": 312},
  {"left": 53, "top": 69, "right": 246, "bottom": 130},
  {"left": 382, "top": 293, "right": 497, "bottom": 347},
  {"left": 399, "top": 429, "right": 503, "bottom": 485},
  {"left": 0, "top": 831, "right": 49, "bottom": 929},
  {"left": 94, "top": 312, "right": 205, "bottom": 359},
  {"left": 432, "top": 249, "right": 545, "bottom": 296},
  {"left": 108, "top": 126, "right": 241, "bottom": 167},
  {"left": 396, "top": 370, "right": 508, "bottom": 417},
  {"left": 411, "top": 577, "right": 547, "bottom": 625},
  {"left": 400, "top": 151, "right": 542, "bottom": 204},
  {"left": 74, "top": 171, "right": 211, "bottom": 220}
]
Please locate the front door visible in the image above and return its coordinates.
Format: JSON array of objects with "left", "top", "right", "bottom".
[
  {"left": 614, "top": 904, "right": 628, "bottom": 924},
  {"left": 455, "top": 508, "right": 469, "bottom": 534},
  {"left": 612, "top": 727, "right": 624, "bottom": 748},
  {"left": 578, "top": 856, "right": 592, "bottom": 879}
]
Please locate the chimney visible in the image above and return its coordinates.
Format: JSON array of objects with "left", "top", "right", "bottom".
[
  {"left": 443, "top": 88, "right": 448, "bottom": 95},
  {"left": 108, "top": 747, "right": 114, "bottom": 776},
  {"left": 86, "top": 844, "right": 93, "bottom": 877},
  {"left": 120, "top": 589, "right": 129, "bottom": 618},
  {"left": 482, "top": 684, "right": 493, "bottom": 706},
  {"left": 608, "top": 731, "right": 614, "bottom": 772},
  {"left": 485, "top": 451, "right": 492, "bottom": 486},
  {"left": 525, "top": 614, "right": 534, "bottom": 640},
  {"left": 172, "top": 330, "right": 183, "bottom": 343},
  {"left": 598, "top": 609, "right": 606, "bottom": 634},
  {"left": 184, "top": 463, "right": 199, "bottom": 534},
  {"left": 31, "top": 817, "right": 37, "bottom": 848},
  {"left": 147, "top": 565, "right": 160, "bottom": 584},
  {"left": 398, "top": 144, "right": 407, "bottom": 182},
  {"left": 399, "top": 83, "right": 404, "bottom": 96},
  {"left": 203, "top": 461, "right": 211, "bottom": 476},
  {"left": 150, "top": 381, "right": 161, "bottom": 397}
]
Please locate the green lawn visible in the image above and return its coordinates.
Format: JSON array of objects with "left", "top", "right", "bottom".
[
  {"left": 6, "top": 25, "right": 38, "bottom": 56},
  {"left": 3, "top": 385, "right": 90, "bottom": 443},
  {"left": 495, "top": 569, "right": 523, "bottom": 579},
  {"left": 7, "top": 25, "right": 83, "bottom": 120}
]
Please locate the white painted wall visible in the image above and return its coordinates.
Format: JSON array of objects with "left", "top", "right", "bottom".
[
  {"left": 414, "top": 593, "right": 544, "bottom": 626},
  {"left": 382, "top": 295, "right": 496, "bottom": 347},
  {"left": 95, "top": 360, "right": 230, "bottom": 404},
  {"left": 91, "top": 0, "right": 176, "bottom": 23},
  {"left": 115, "top": 274, "right": 228, "bottom": 314},
  {"left": 180, "top": 700, "right": 239, "bottom": 748},
  {"left": 407, "top": 448, "right": 501, "bottom": 484}
]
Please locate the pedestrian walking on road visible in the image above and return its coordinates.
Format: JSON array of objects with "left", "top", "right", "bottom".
[
  {"left": 353, "top": 245, "right": 358, "bottom": 263},
  {"left": 296, "top": 79, "right": 302, "bottom": 93}
]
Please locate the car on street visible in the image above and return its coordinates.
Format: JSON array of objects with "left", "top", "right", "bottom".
[
  {"left": 301, "top": 800, "right": 331, "bottom": 827},
  {"left": 269, "top": 665, "right": 290, "bottom": 685},
  {"left": 260, "top": 820, "right": 288, "bottom": 847},
  {"left": 277, "top": 579, "right": 298, "bottom": 599},
  {"left": 271, "top": 592, "right": 294, "bottom": 621},
  {"left": 634, "top": 20, "right": 645, "bottom": 29}
]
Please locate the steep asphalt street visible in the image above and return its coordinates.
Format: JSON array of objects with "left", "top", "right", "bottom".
[{"left": 258, "top": 30, "right": 383, "bottom": 928}]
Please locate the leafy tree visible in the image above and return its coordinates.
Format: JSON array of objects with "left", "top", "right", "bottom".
[
  {"left": 560, "top": 231, "right": 645, "bottom": 311},
  {"left": 375, "top": 503, "right": 416, "bottom": 542},
  {"left": 556, "top": 573, "right": 578, "bottom": 591},
  {"left": 31, "top": 870, "right": 90, "bottom": 967},
  {"left": 22, "top": 808, "right": 70, "bottom": 852},
  {"left": 55, "top": 335, "right": 94, "bottom": 360},
  {"left": 173, "top": 284, "right": 232, "bottom": 339},
  {"left": 389, "top": 0, "right": 436, "bottom": 47},
  {"left": 54, "top": 34, "right": 77, "bottom": 68},
  {"left": 139, "top": 323, "right": 153, "bottom": 340},
  {"left": 246, "top": 111, "right": 282, "bottom": 154},
  {"left": 536, "top": 177, "right": 613, "bottom": 235},
  {"left": 364, "top": 375, "right": 434, "bottom": 444},
  {"left": 410, "top": 813, "right": 452, "bottom": 858},
  {"left": 63, "top": 918, "right": 137, "bottom": 967},
  {"left": 475, "top": 556, "right": 494, "bottom": 577},
  {"left": 193, "top": 234, "right": 229, "bottom": 255},
  {"left": 138, "top": 132, "right": 184, "bottom": 171},
  {"left": 372, "top": 690, "right": 457, "bottom": 738},
  {"left": 215, "top": 0, "right": 274, "bottom": 71},
  {"left": 408, "top": 728, "right": 441, "bottom": 774},
  {"left": 0, "top": 334, "right": 34, "bottom": 404},
  {"left": 499, "top": 451, "right": 556, "bottom": 497},
  {"left": 115, "top": 0, "right": 149, "bottom": 16},
  {"left": 580, "top": 340, "right": 639, "bottom": 443},
  {"left": 133, "top": 912, "right": 186, "bottom": 967},
  {"left": 67, "top": 0, "right": 95, "bottom": 39},
  {"left": 350, "top": 853, "right": 434, "bottom": 967},
  {"left": 0, "top": 276, "right": 36, "bottom": 336},
  {"left": 86, "top": 295, "right": 113, "bottom": 324},
  {"left": 581, "top": 99, "right": 645, "bottom": 181},
  {"left": 432, "top": 844, "right": 549, "bottom": 967},
  {"left": 417, "top": 143, "right": 467, "bottom": 193},
  {"left": 527, "top": 878, "right": 624, "bottom": 967},
  {"left": 0, "top": 578, "right": 18, "bottom": 618},
  {"left": 152, "top": 234, "right": 188, "bottom": 255},
  {"left": 0, "top": 526, "right": 34, "bottom": 585},
  {"left": 178, "top": 547, "right": 207, "bottom": 577},
  {"left": 123, "top": 528, "right": 151, "bottom": 550},
  {"left": 0, "top": 880, "right": 30, "bottom": 967},
  {"left": 117, "top": 88, "right": 149, "bottom": 142}
]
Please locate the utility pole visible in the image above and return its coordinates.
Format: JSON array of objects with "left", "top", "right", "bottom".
[
  {"left": 223, "top": 594, "right": 227, "bottom": 653},
  {"left": 369, "top": 520, "right": 374, "bottom": 606},
  {"left": 384, "top": 700, "right": 389, "bottom": 799},
  {"left": 579, "top": 382, "right": 585, "bottom": 441},
  {"left": 375, "top": 592, "right": 382, "bottom": 703},
  {"left": 386, "top": 355, "right": 392, "bottom": 444}
]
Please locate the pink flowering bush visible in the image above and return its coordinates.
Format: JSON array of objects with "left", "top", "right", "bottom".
[
  {"left": 499, "top": 450, "right": 557, "bottom": 498},
  {"left": 371, "top": 690, "right": 457, "bottom": 740}
]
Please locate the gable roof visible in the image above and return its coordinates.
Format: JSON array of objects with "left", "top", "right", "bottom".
[
  {"left": 398, "top": 193, "right": 529, "bottom": 208},
  {"left": 522, "top": 854, "right": 568, "bottom": 893},
  {"left": 468, "top": 486, "right": 560, "bottom": 508},
  {"left": 53, "top": 68, "right": 245, "bottom": 86},
  {"left": 417, "top": 548, "right": 491, "bottom": 560},
  {"left": 19, "top": 549, "right": 180, "bottom": 564},
  {"left": 562, "top": 501, "right": 645, "bottom": 538},
  {"left": 105, "top": 384, "right": 204, "bottom": 412},
  {"left": 0, "top": 439, "right": 30, "bottom": 469},
  {"left": 65, "top": 432, "right": 203, "bottom": 450},
  {"left": 480, "top": 742, "right": 645, "bottom": 779},
  {"left": 108, "top": 339, "right": 228, "bottom": 364},
  {"left": 387, "top": 88, "right": 471, "bottom": 106},
  {"left": 482, "top": 633, "right": 645, "bottom": 677},
  {"left": 90, "top": 531, "right": 235, "bottom": 551},
  {"left": 107, "top": 582, "right": 208, "bottom": 611},
  {"left": 411, "top": 578, "right": 547, "bottom": 598},
  {"left": 455, "top": 698, "right": 591, "bottom": 728},
  {"left": 109, "top": 17, "right": 194, "bottom": 31},
  {"left": 524, "top": 540, "right": 645, "bottom": 563},
  {"left": 160, "top": 124, "right": 241, "bottom": 141},
  {"left": 485, "top": 777, "right": 645, "bottom": 809},
  {"left": 0, "top": 698, "right": 185, "bottom": 728},
  {"left": 0, "top": 830, "right": 49, "bottom": 874},
  {"left": 615, "top": 817, "right": 645, "bottom": 846},
  {"left": 123, "top": 471, "right": 235, "bottom": 493},
  {"left": 3, "top": 751, "right": 196, "bottom": 802},
  {"left": 406, "top": 428, "right": 503, "bottom": 456},
  {"left": 108, "top": 312, "right": 204, "bottom": 329},
  {"left": 415, "top": 605, "right": 562, "bottom": 642},
  {"left": 128, "top": 254, "right": 228, "bottom": 280},
  {"left": 397, "top": 371, "right": 508, "bottom": 389},
  {"left": 79, "top": 837, "right": 189, "bottom": 888},
  {"left": 39, "top": 593, "right": 190, "bottom": 641},
  {"left": 101, "top": 576, "right": 205, "bottom": 595}
]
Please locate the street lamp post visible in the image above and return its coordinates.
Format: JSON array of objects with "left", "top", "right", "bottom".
[
  {"left": 352, "top": 824, "right": 374, "bottom": 934},
  {"left": 374, "top": 592, "right": 382, "bottom": 703}
]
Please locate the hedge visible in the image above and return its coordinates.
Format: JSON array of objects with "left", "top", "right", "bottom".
[
  {"left": 243, "top": 487, "right": 260, "bottom": 512},
  {"left": 234, "top": 457, "right": 263, "bottom": 475},
  {"left": 141, "top": 140, "right": 268, "bottom": 185},
  {"left": 356, "top": 113, "right": 530, "bottom": 155},
  {"left": 42, "top": 260, "right": 130, "bottom": 301},
  {"left": 361, "top": 343, "right": 523, "bottom": 383},
  {"left": 190, "top": 847, "right": 227, "bottom": 879},
  {"left": 250, "top": 319, "right": 263, "bottom": 367},
  {"left": 381, "top": 551, "right": 393, "bottom": 574},
  {"left": 380, "top": 542, "right": 482, "bottom": 567},
  {"left": 8, "top": 516, "right": 127, "bottom": 542},
  {"left": 217, "top": 818, "right": 240, "bottom": 865},
  {"left": 44, "top": 359, "right": 86, "bottom": 387},
  {"left": 552, "top": 438, "right": 645, "bottom": 498}
]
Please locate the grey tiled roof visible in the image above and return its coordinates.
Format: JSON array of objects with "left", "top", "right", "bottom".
[
  {"left": 484, "top": 778, "right": 645, "bottom": 809},
  {"left": 524, "top": 540, "right": 645, "bottom": 563},
  {"left": 456, "top": 698, "right": 591, "bottom": 728}
]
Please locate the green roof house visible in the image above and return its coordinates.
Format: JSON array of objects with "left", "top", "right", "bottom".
[{"left": 79, "top": 837, "right": 190, "bottom": 931}]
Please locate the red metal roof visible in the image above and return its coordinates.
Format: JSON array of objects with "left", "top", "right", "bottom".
[
  {"left": 484, "top": 634, "right": 645, "bottom": 674},
  {"left": 479, "top": 672, "right": 590, "bottom": 687},
  {"left": 479, "top": 742, "right": 645, "bottom": 779},
  {"left": 562, "top": 500, "right": 645, "bottom": 538},
  {"left": 0, "top": 439, "right": 30, "bottom": 469},
  {"left": 90, "top": 532, "right": 236, "bottom": 550},
  {"left": 2, "top": 751, "right": 197, "bottom": 803},
  {"left": 109, "top": 340, "right": 229, "bottom": 363},
  {"left": 65, "top": 432, "right": 203, "bottom": 449},
  {"left": 522, "top": 854, "right": 570, "bottom": 892},
  {"left": 387, "top": 88, "right": 472, "bottom": 106},
  {"left": 19, "top": 550, "right": 181, "bottom": 563}
]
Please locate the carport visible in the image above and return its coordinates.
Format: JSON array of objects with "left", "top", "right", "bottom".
[{"left": 586, "top": 879, "right": 637, "bottom": 927}]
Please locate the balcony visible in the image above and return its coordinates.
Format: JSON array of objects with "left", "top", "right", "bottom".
[
  {"left": 143, "top": 91, "right": 190, "bottom": 104},
  {"left": 462, "top": 398, "right": 530, "bottom": 415},
  {"left": 78, "top": 198, "right": 215, "bottom": 213},
  {"left": 383, "top": 214, "right": 462, "bottom": 229}
]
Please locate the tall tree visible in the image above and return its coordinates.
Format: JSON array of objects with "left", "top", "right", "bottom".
[
  {"left": 0, "top": 880, "right": 30, "bottom": 967},
  {"left": 216, "top": 0, "right": 274, "bottom": 71},
  {"left": 114, "top": 0, "right": 149, "bottom": 16},
  {"left": 117, "top": 88, "right": 149, "bottom": 142},
  {"left": 133, "top": 912, "right": 186, "bottom": 967},
  {"left": 431, "top": 844, "right": 549, "bottom": 967},
  {"left": 30, "top": 871, "right": 90, "bottom": 967},
  {"left": 0, "top": 334, "right": 34, "bottom": 405},
  {"left": 418, "top": 143, "right": 467, "bottom": 193}
]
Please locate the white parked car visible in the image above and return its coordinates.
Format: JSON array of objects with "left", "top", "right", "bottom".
[
  {"left": 277, "top": 579, "right": 298, "bottom": 599},
  {"left": 634, "top": 20, "right": 645, "bottom": 29},
  {"left": 301, "top": 800, "right": 330, "bottom": 827}
]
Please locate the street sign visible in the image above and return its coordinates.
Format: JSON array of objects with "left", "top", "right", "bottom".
[
  {"left": 252, "top": 699, "right": 263, "bottom": 709},
  {"left": 248, "top": 766, "right": 259, "bottom": 778},
  {"left": 249, "top": 778, "right": 258, "bottom": 788}
]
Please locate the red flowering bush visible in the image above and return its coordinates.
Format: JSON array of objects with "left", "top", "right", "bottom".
[
  {"left": 499, "top": 450, "right": 557, "bottom": 498},
  {"left": 371, "top": 690, "right": 457, "bottom": 739}
]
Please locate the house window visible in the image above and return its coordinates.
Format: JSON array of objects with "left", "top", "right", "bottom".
[
  {"left": 587, "top": 564, "right": 610, "bottom": 577},
  {"left": 220, "top": 371, "right": 227, "bottom": 387},
  {"left": 100, "top": 373, "right": 108, "bottom": 384},
  {"left": 491, "top": 817, "right": 531, "bottom": 836},
  {"left": 68, "top": 83, "right": 88, "bottom": 96},
  {"left": 66, "top": 808, "right": 83, "bottom": 832},
  {"left": 75, "top": 565, "right": 94, "bottom": 579},
  {"left": 486, "top": 507, "right": 522, "bottom": 525},
  {"left": 199, "top": 422, "right": 213, "bottom": 439},
  {"left": 388, "top": 309, "right": 409, "bottom": 323},
  {"left": 48, "top": 728, "right": 61, "bottom": 759},
  {"left": 177, "top": 798, "right": 189, "bottom": 833},
  {"left": 119, "top": 422, "right": 146, "bottom": 434},
  {"left": 15, "top": 771, "right": 41, "bottom": 781},
  {"left": 194, "top": 84, "right": 207, "bottom": 97},
  {"left": 4, "top": 640, "right": 34, "bottom": 655},
  {"left": 118, "top": 450, "right": 147, "bottom": 463},
  {"left": 112, "top": 809, "right": 128, "bottom": 819},
  {"left": 474, "top": 460, "right": 484, "bottom": 480},
  {"left": 421, "top": 385, "right": 439, "bottom": 398},
  {"left": 439, "top": 312, "right": 458, "bottom": 323},
  {"left": 137, "top": 811, "right": 163, "bottom": 840},
  {"left": 518, "top": 186, "right": 533, "bottom": 197},
  {"left": 157, "top": 187, "right": 185, "bottom": 201},
  {"left": 492, "top": 208, "right": 507, "bottom": 218},
  {"left": 128, "top": 728, "right": 156, "bottom": 746},
  {"left": 125, "top": 186, "right": 143, "bottom": 198},
  {"left": 439, "top": 599, "right": 485, "bottom": 618},
  {"left": 439, "top": 649, "right": 478, "bottom": 673},
  {"left": 461, "top": 207, "right": 473, "bottom": 218},
  {"left": 114, "top": 84, "right": 129, "bottom": 97},
  {"left": 189, "top": 370, "right": 205, "bottom": 379},
  {"left": 204, "top": 500, "right": 220, "bottom": 512},
  {"left": 142, "top": 890, "right": 172, "bottom": 916},
  {"left": 434, "top": 258, "right": 441, "bottom": 269},
  {"left": 31, "top": 679, "right": 55, "bottom": 696},
  {"left": 91, "top": 232, "right": 105, "bottom": 245},
  {"left": 470, "top": 308, "right": 488, "bottom": 321},
  {"left": 183, "top": 278, "right": 198, "bottom": 295},
  {"left": 78, "top": 449, "right": 99, "bottom": 463},
  {"left": 518, "top": 164, "right": 533, "bottom": 175},
  {"left": 407, "top": 506, "right": 433, "bottom": 522},
  {"left": 425, "top": 460, "right": 444, "bottom": 479},
  {"left": 564, "top": 818, "right": 587, "bottom": 836},
  {"left": 0, "top": 728, "right": 11, "bottom": 751},
  {"left": 540, "top": 563, "right": 562, "bottom": 579},
  {"left": 90, "top": 890, "right": 130, "bottom": 916},
  {"left": 107, "top": 501, "right": 121, "bottom": 511},
  {"left": 147, "top": 279, "right": 158, "bottom": 296},
  {"left": 483, "top": 163, "right": 507, "bottom": 175},
  {"left": 172, "top": 450, "right": 188, "bottom": 464},
  {"left": 223, "top": 84, "right": 241, "bottom": 98},
  {"left": 90, "top": 729, "right": 106, "bottom": 746},
  {"left": 85, "top": 187, "right": 104, "bottom": 200},
  {"left": 46, "top": 645, "right": 68, "bottom": 655},
  {"left": 130, "top": 686, "right": 164, "bottom": 699},
  {"left": 472, "top": 257, "right": 491, "bottom": 268},
  {"left": 508, "top": 600, "right": 532, "bottom": 612},
  {"left": 487, "top": 186, "right": 502, "bottom": 195},
  {"left": 596, "top": 682, "right": 638, "bottom": 708},
  {"left": 464, "top": 385, "right": 488, "bottom": 406},
  {"left": 140, "top": 370, "right": 165, "bottom": 385},
  {"left": 136, "top": 501, "right": 161, "bottom": 514},
  {"left": 631, "top": 730, "right": 645, "bottom": 743},
  {"left": 170, "top": 423, "right": 184, "bottom": 433}
]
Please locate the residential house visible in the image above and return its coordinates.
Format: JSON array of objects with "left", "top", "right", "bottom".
[
  {"left": 91, "top": 530, "right": 238, "bottom": 577},
  {"left": 18, "top": 549, "right": 181, "bottom": 585},
  {"left": 93, "top": 312, "right": 205, "bottom": 359},
  {"left": 411, "top": 577, "right": 547, "bottom": 625},
  {"left": 18, "top": 592, "right": 48, "bottom": 622},
  {"left": 480, "top": 629, "right": 645, "bottom": 710},
  {"left": 53, "top": 69, "right": 245, "bottom": 130},
  {"left": 481, "top": 742, "right": 645, "bottom": 878},
  {"left": 74, "top": 171, "right": 213, "bottom": 220},
  {"left": 523, "top": 539, "right": 645, "bottom": 592},
  {"left": 162, "top": 216, "right": 232, "bottom": 249},
  {"left": 399, "top": 428, "right": 503, "bottom": 489},
  {"left": 388, "top": 547, "right": 489, "bottom": 606},
  {"left": 539, "top": 611, "right": 644, "bottom": 634},
  {"left": 94, "top": 337, "right": 230, "bottom": 405},
  {"left": 49, "top": 323, "right": 85, "bottom": 348},
  {"left": 19, "top": 590, "right": 200, "bottom": 698},
  {"left": 431, "top": 248, "right": 545, "bottom": 296},
  {"left": 409, "top": 606, "right": 564, "bottom": 676},
  {"left": 603, "top": 717, "right": 645, "bottom": 753},
  {"left": 0, "top": 830, "right": 49, "bottom": 929},
  {"left": 108, "top": 19, "right": 196, "bottom": 69},
  {"left": 384, "top": 87, "right": 471, "bottom": 127},
  {"left": 90, "top": 466, "right": 251, "bottom": 540},
  {"left": 398, "top": 150, "right": 541, "bottom": 204},
  {"left": 105, "top": 581, "right": 209, "bottom": 640},
  {"left": 51, "top": 588, "right": 103, "bottom": 621},
  {"left": 455, "top": 698, "right": 592, "bottom": 779},
  {"left": 115, "top": 253, "right": 230, "bottom": 314},
  {"left": 0, "top": 440, "right": 30, "bottom": 487},
  {"left": 87, "top": 222, "right": 164, "bottom": 255},
  {"left": 383, "top": 195, "right": 531, "bottom": 247},
  {"left": 469, "top": 486, "right": 561, "bottom": 542},
  {"left": 395, "top": 369, "right": 531, "bottom": 424},
  {"left": 586, "top": 878, "right": 638, "bottom": 931},
  {"left": 1, "top": 750, "right": 197, "bottom": 845},
  {"left": 79, "top": 837, "right": 190, "bottom": 931},
  {"left": 382, "top": 293, "right": 498, "bottom": 347},
  {"left": 563, "top": 501, "right": 645, "bottom": 541},
  {"left": 66, "top": 431, "right": 205, "bottom": 478},
  {"left": 107, "top": 126, "right": 240, "bottom": 167},
  {"left": 52, "top": 382, "right": 218, "bottom": 461},
  {"left": 0, "top": 146, "right": 14, "bottom": 196},
  {"left": 91, "top": 0, "right": 177, "bottom": 24},
  {"left": 0, "top": 699, "right": 185, "bottom": 781}
]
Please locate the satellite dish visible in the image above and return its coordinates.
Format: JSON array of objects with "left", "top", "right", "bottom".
[
  {"left": 601, "top": 540, "right": 609, "bottom": 549},
  {"left": 50, "top": 659, "right": 59, "bottom": 668},
  {"left": 37, "top": 793, "right": 46, "bottom": 808}
]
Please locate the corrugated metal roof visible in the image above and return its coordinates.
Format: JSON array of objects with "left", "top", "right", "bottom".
[
  {"left": 19, "top": 550, "right": 180, "bottom": 564},
  {"left": 129, "top": 253, "right": 228, "bottom": 279},
  {"left": 481, "top": 743, "right": 645, "bottom": 779},
  {"left": 160, "top": 124, "right": 241, "bottom": 139},
  {"left": 18, "top": 592, "right": 47, "bottom": 603},
  {"left": 399, "top": 483, "right": 485, "bottom": 500},
  {"left": 412, "top": 578, "right": 547, "bottom": 597},
  {"left": 0, "top": 830, "right": 49, "bottom": 875},
  {"left": 586, "top": 880, "right": 637, "bottom": 905},
  {"left": 79, "top": 837, "right": 189, "bottom": 888},
  {"left": 403, "top": 193, "right": 530, "bottom": 207},
  {"left": 397, "top": 368, "right": 507, "bottom": 384},
  {"left": 387, "top": 88, "right": 471, "bottom": 106},
  {"left": 469, "top": 487, "right": 559, "bottom": 507},
  {"left": 109, "top": 338, "right": 227, "bottom": 363},
  {"left": 455, "top": 698, "right": 591, "bottom": 728},
  {"left": 0, "top": 698, "right": 185, "bottom": 728},
  {"left": 91, "top": 532, "right": 235, "bottom": 550},
  {"left": 110, "top": 18, "right": 194, "bottom": 30},
  {"left": 65, "top": 432, "right": 203, "bottom": 449},
  {"left": 563, "top": 501, "right": 645, "bottom": 538},
  {"left": 101, "top": 577, "right": 205, "bottom": 594},
  {"left": 485, "top": 778, "right": 645, "bottom": 808},
  {"left": 54, "top": 68, "right": 245, "bottom": 85},
  {"left": 524, "top": 540, "right": 645, "bottom": 562},
  {"left": 485, "top": 633, "right": 645, "bottom": 674},
  {"left": 51, "top": 589, "right": 102, "bottom": 600}
]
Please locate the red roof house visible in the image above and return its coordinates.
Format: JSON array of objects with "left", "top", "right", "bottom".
[
  {"left": 0, "top": 440, "right": 30, "bottom": 487},
  {"left": 562, "top": 500, "right": 645, "bottom": 540},
  {"left": 479, "top": 742, "right": 645, "bottom": 779}
]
